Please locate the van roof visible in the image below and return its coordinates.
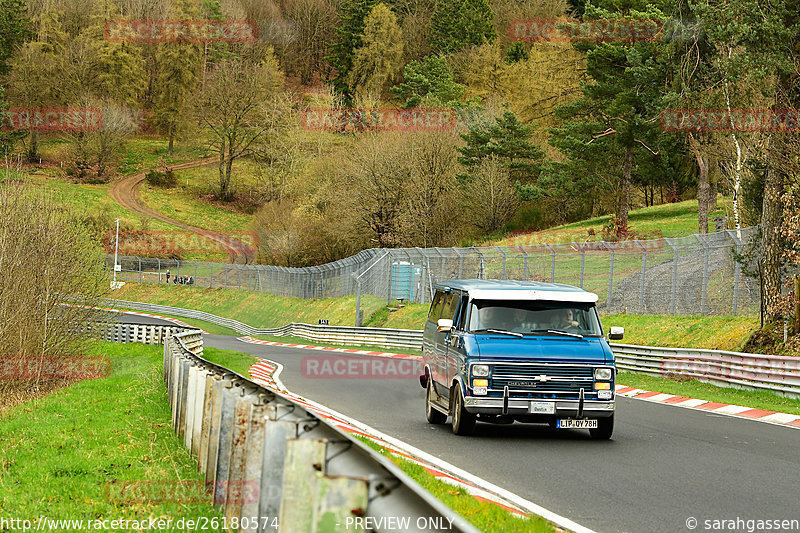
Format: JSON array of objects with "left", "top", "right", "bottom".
[{"left": 434, "top": 279, "right": 599, "bottom": 303}]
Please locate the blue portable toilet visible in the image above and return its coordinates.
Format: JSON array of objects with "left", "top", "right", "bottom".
[{"left": 391, "top": 261, "right": 422, "bottom": 302}]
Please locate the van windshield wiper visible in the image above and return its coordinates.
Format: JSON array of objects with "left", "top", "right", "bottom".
[
  {"left": 530, "top": 329, "right": 584, "bottom": 339},
  {"left": 473, "top": 328, "right": 523, "bottom": 338}
]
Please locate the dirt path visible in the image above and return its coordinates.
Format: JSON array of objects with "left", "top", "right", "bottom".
[{"left": 108, "top": 156, "right": 254, "bottom": 264}]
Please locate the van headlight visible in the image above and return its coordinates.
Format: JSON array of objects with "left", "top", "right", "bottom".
[
  {"left": 594, "top": 367, "right": 613, "bottom": 381},
  {"left": 472, "top": 365, "right": 489, "bottom": 377}
]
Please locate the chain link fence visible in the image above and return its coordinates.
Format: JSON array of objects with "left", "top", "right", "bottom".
[{"left": 108, "top": 226, "right": 761, "bottom": 317}]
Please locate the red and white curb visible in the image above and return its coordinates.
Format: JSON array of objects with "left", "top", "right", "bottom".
[
  {"left": 240, "top": 336, "right": 800, "bottom": 431},
  {"left": 249, "top": 359, "right": 593, "bottom": 533},
  {"left": 237, "top": 336, "right": 421, "bottom": 361},
  {"left": 615, "top": 385, "right": 800, "bottom": 429}
]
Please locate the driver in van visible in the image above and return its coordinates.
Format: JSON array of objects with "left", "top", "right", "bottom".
[{"left": 553, "top": 308, "right": 580, "bottom": 330}]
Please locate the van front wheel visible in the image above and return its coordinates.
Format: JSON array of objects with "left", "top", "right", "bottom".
[
  {"left": 451, "top": 385, "right": 476, "bottom": 436},
  {"left": 589, "top": 415, "right": 614, "bottom": 440},
  {"left": 426, "top": 380, "right": 447, "bottom": 424}
]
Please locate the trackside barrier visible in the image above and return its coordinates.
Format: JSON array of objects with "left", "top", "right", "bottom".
[
  {"left": 612, "top": 344, "right": 800, "bottom": 398},
  {"left": 164, "top": 330, "right": 481, "bottom": 533},
  {"left": 115, "top": 299, "right": 800, "bottom": 398},
  {"left": 71, "top": 322, "right": 198, "bottom": 345},
  {"left": 104, "top": 299, "right": 423, "bottom": 349}
]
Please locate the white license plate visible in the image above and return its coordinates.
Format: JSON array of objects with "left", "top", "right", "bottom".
[
  {"left": 529, "top": 401, "right": 555, "bottom": 414},
  {"left": 557, "top": 418, "right": 598, "bottom": 429}
]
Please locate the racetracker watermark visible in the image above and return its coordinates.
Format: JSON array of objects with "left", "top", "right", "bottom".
[
  {"left": 104, "top": 19, "right": 259, "bottom": 43},
  {"left": 661, "top": 108, "right": 800, "bottom": 132},
  {"left": 103, "top": 230, "right": 257, "bottom": 257},
  {"left": 302, "top": 355, "right": 423, "bottom": 380},
  {"left": 106, "top": 480, "right": 259, "bottom": 505},
  {"left": 1, "top": 355, "right": 110, "bottom": 380},
  {"left": 509, "top": 18, "right": 666, "bottom": 42},
  {"left": 300, "top": 108, "right": 457, "bottom": 132},
  {"left": 0, "top": 108, "right": 103, "bottom": 131}
]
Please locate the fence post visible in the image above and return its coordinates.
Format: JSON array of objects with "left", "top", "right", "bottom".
[
  {"left": 636, "top": 240, "right": 647, "bottom": 313},
  {"left": 194, "top": 261, "right": 198, "bottom": 282},
  {"left": 157, "top": 258, "right": 161, "bottom": 282},
  {"left": 665, "top": 238, "right": 678, "bottom": 315},
  {"left": 138, "top": 257, "right": 142, "bottom": 282},
  {"left": 578, "top": 244, "right": 585, "bottom": 288},
  {"left": 545, "top": 243, "right": 555, "bottom": 283},
  {"left": 604, "top": 242, "right": 615, "bottom": 309},
  {"left": 515, "top": 247, "right": 525, "bottom": 280},
  {"left": 494, "top": 246, "right": 506, "bottom": 279},
  {"left": 209, "top": 263, "right": 213, "bottom": 289},
  {"left": 726, "top": 230, "right": 742, "bottom": 314},
  {"left": 698, "top": 235, "right": 709, "bottom": 315},
  {"left": 453, "top": 248, "right": 463, "bottom": 278},
  {"left": 354, "top": 274, "right": 363, "bottom": 327}
]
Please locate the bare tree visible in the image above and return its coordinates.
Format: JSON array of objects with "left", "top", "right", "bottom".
[
  {"left": 0, "top": 186, "right": 107, "bottom": 402},
  {"left": 459, "top": 156, "right": 520, "bottom": 234},
  {"left": 197, "top": 55, "right": 284, "bottom": 201}
]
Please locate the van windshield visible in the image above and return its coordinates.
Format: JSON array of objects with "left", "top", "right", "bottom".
[{"left": 467, "top": 299, "right": 602, "bottom": 337}]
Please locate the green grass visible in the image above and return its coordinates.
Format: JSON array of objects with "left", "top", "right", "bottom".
[
  {"left": 618, "top": 371, "right": 800, "bottom": 416},
  {"left": 0, "top": 342, "right": 222, "bottom": 528},
  {"left": 357, "top": 437, "right": 551, "bottom": 533},
  {"left": 117, "top": 136, "right": 210, "bottom": 175},
  {"left": 604, "top": 314, "right": 760, "bottom": 352},
  {"left": 202, "top": 347, "right": 259, "bottom": 376},
  {"left": 139, "top": 183, "right": 253, "bottom": 235},
  {"left": 495, "top": 197, "right": 732, "bottom": 246},
  {"left": 111, "top": 283, "right": 389, "bottom": 328}
]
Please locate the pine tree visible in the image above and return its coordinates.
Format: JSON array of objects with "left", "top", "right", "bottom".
[
  {"left": 429, "top": 0, "right": 496, "bottom": 54},
  {"left": 348, "top": 4, "right": 404, "bottom": 99},
  {"left": 0, "top": 0, "right": 31, "bottom": 75},
  {"left": 390, "top": 55, "right": 465, "bottom": 108},
  {"left": 328, "top": 0, "right": 379, "bottom": 101},
  {"left": 457, "top": 110, "right": 544, "bottom": 189},
  {"left": 546, "top": 4, "right": 671, "bottom": 229}
]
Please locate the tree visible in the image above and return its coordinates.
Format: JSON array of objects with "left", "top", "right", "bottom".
[
  {"left": 348, "top": 3, "right": 404, "bottom": 99},
  {"left": 459, "top": 156, "right": 519, "bottom": 233},
  {"left": 153, "top": 41, "right": 200, "bottom": 155},
  {"left": 91, "top": 40, "right": 146, "bottom": 108},
  {"left": 390, "top": 54, "right": 465, "bottom": 108},
  {"left": 547, "top": 5, "right": 670, "bottom": 229},
  {"left": 4, "top": 42, "right": 61, "bottom": 162},
  {"left": 328, "top": 0, "right": 379, "bottom": 100},
  {"left": 457, "top": 109, "right": 544, "bottom": 188},
  {"left": 197, "top": 54, "right": 284, "bottom": 201},
  {"left": 429, "top": 0, "right": 496, "bottom": 54},
  {"left": 0, "top": 0, "right": 31, "bottom": 75},
  {"left": 0, "top": 185, "right": 106, "bottom": 397},
  {"left": 698, "top": 0, "right": 800, "bottom": 322}
]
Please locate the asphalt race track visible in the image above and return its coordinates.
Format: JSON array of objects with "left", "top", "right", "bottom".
[{"left": 201, "top": 335, "right": 799, "bottom": 533}]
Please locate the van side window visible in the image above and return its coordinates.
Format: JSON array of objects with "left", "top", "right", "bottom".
[
  {"left": 427, "top": 290, "right": 446, "bottom": 322},
  {"left": 442, "top": 293, "right": 461, "bottom": 323}
]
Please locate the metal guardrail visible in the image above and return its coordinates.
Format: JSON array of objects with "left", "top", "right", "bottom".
[
  {"left": 165, "top": 330, "right": 480, "bottom": 533},
  {"left": 113, "top": 299, "right": 800, "bottom": 398},
  {"left": 71, "top": 322, "right": 198, "bottom": 345},
  {"left": 612, "top": 344, "right": 800, "bottom": 398},
  {"left": 105, "top": 299, "right": 424, "bottom": 349}
]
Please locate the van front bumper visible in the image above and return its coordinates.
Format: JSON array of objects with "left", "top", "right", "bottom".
[{"left": 463, "top": 397, "right": 615, "bottom": 418}]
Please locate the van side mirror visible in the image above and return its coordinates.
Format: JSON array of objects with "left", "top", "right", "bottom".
[
  {"left": 608, "top": 327, "right": 624, "bottom": 340},
  {"left": 437, "top": 318, "right": 453, "bottom": 332}
]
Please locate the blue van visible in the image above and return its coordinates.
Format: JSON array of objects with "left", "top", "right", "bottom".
[{"left": 419, "top": 280, "right": 623, "bottom": 439}]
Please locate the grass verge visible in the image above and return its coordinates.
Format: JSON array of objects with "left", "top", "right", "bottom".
[
  {"left": 202, "top": 347, "right": 259, "bottom": 376},
  {"left": 0, "top": 342, "right": 222, "bottom": 527},
  {"left": 356, "top": 437, "right": 551, "bottom": 533},
  {"left": 618, "top": 371, "right": 800, "bottom": 415}
]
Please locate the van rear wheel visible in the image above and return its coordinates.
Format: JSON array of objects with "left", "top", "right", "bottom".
[
  {"left": 451, "top": 386, "right": 476, "bottom": 436},
  {"left": 425, "top": 380, "right": 447, "bottom": 424}
]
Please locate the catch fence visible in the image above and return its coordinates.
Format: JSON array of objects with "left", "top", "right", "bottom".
[{"left": 109, "top": 226, "right": 761, "bottom": 317}]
